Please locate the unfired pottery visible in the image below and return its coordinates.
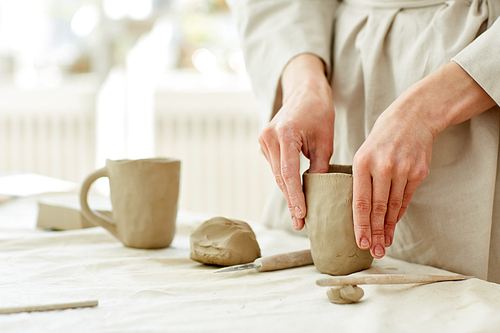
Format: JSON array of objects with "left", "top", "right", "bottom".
[
  {"left": 303, "top": 164, "right": 373, "bottom": 275},
  {"left": 80, "top": 158, "right": 180, "bottom": 249},
  {"left": 326, "top": 285, "right": 364, "bottom": 304}
]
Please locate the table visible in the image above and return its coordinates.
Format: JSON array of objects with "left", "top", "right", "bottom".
[{"left": 1, "top": 194, "right": 500, "bottom": 332}]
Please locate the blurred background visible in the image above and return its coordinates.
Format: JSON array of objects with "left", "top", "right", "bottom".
[{"left": 0, "top": 0, "right": 274, "bottom": 222}]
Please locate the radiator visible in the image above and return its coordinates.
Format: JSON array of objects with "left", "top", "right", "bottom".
[
  {"left": 0, "top": 81, "right": 98, "bottom": 183},
  {"left": 154, "top": 78, "right": 275, "bottom": 222},
  {"left": 0, "top": 74, "right": 275, "bottom": 222}
]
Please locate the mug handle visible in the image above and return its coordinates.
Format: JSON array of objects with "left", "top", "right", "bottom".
[{"left": 79, "top": 167, "right": 118, "bottom": 238}]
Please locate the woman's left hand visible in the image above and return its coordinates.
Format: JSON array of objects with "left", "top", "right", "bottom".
[
  {"left": 352, "top": 61, "right": 496, "bottom": 259},
  {"left": 352, "top": 95, "right": 437, "bottom": 259}
]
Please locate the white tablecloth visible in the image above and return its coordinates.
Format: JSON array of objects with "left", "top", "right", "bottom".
[{"left": 1, "top": 195, "right": 500, "bottom": 332}]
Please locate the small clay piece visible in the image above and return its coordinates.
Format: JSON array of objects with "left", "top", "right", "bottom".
[
  {"left": 303, "top": 165, "right": 373, "bottom": 275},
  {"left": 326, "top": 285, "right": 364, "bottom": 304},
  {"left": 190, "top": 216, "right": 261, "bottom": 266}
]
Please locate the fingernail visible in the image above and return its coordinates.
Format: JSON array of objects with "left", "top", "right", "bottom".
[
  {"left": 292, "top": 217, "right": 298, "bottom": 230},
  {"left": 385, "top": 235, "right": 391, "bottom": 246},
  {"left": 374, "top": 245, "right": 385, "bottom": 257},
  {"left": 294, "top": 220, "right": 302, "bottom": 231},
  {"left": 360, "top": 237, "right": 369, "bottom": 249},
  {"left": 294, "top": 206, "right": 303, "bottom": 219}
]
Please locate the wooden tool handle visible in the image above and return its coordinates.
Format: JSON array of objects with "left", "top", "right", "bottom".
[
  {"left": 257, "top": 249, "right": 313, "bottom": 272},
  {"left": 316, "top": 274, "right": 474, "bottom": 286}
]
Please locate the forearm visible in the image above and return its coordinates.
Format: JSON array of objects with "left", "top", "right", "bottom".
[{"left": 398, "top": 61, "right": 497, "bottom": 137}]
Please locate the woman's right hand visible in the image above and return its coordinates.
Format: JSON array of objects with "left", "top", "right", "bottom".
[{"left": 258, "top": 54, "right": 335, "bottom": 230}]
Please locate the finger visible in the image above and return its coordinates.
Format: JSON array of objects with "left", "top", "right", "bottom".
[
  {"left": 258, "top": 138, "right": 271, "bottom": 164},
  {"left": 352, "top": 166, "right": 372, "bottom": 251},
  {"left": 280, "top": 138, "right": 306, "bottom": 230},
  {"left": 263, "top": 136, "right": 295, "bottom": 225},
  {"left": 384, "top": 178, "right": 406, "bottom": 247},
  {"left": 303, "top": 145, "right": 333, "bottom": 230},
  {"left": 397, "top": 207, "right": 407, "bottom": 223},
  {"left": 396, "top": 178, "right": 420, "bottom": 222},
  {"left": 292, "top": 216, "right": 303, "bottom": 231},
  {"left": 397, "top": 165, "right": 428, "bottom": 221},
  {"left": 308, "top": 150, "right": 332, "bottom": 174},
  {"left": 370, "top": 172, "right": 391, "bottom": 259},
  {"left": 294, "top": 218, "right": 305, "bottom": 230}
]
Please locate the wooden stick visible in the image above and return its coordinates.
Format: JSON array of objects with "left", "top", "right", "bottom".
[
  {"left": 0, "top": 300, "right": 98, "bottom": 314},
  {"left": 316, "top": 274, "right": 474, "bottom": 287},
  {"left": 258, "top": 249, "right": 313, "bottom": 272}
]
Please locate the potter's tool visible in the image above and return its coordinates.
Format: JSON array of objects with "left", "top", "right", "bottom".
[
  {"left": 317, "top": 273, "right": 473, "bottom": 286},
  {"left": 214, "top": 249, "right": 313, "bottom": 273},
  {"left": 0, "top": 300, "right": 98, "bottom": 314}
]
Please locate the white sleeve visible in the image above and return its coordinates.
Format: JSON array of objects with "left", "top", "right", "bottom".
[
  {"left": 452, "top": 12, "right": 500, "bottom": 106},
  {"left": 227, "top": 0, "right": 338, "bottom": 125}
]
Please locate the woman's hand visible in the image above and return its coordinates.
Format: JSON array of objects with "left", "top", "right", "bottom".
[
  {"left": 353, "top": 61, "right": 497, "bottom": 259},
  {"left": 259, "top": 54, "right": 334, "bottom": 230},
  {"left": 352, "top": 95, "right": 436, "bottom": 259}
]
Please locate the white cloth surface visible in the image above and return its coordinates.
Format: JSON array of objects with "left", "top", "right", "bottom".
[{"left": 1, "top": 195, "right": 500, "bottom": 332}]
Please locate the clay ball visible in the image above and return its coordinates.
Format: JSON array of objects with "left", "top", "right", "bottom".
[
  {"left": 190, "top": 216, "right": 261, "bottom": 266},
  {"left": 326, "top": 285, "right": 364, "bottom": 304}
]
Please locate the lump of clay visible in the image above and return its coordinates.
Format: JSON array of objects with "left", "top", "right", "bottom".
[
  {"left": 326, "top": 285, "right": 364, "bottom": 304},
  {"left": 303, "top": 165, "right": 373, "bottom": 275},
  {"left": 190, "top": 216, "right": 261, "bottom": 266}
]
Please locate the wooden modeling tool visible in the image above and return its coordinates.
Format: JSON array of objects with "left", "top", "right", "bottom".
[
  {"left": 214, "top": 249, "right": 313, "bottom": 273},
  {"left": 316, "top": 274, "right": 473, "bottom": 287},
  {"left": 0, "top": 300, "right": 98, "bottom": 314}
]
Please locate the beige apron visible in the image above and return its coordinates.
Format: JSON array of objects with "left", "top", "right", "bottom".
[{"left": 258, "top": 0, "right": 500, "bottom": 282}]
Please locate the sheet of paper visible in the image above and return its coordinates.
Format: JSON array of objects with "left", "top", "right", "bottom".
[{"left": 0, "top": 174, "right": 78, "bottom": 197}]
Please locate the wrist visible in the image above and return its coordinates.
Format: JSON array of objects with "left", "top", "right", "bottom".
[
  {"left": 281, "top": 54, "right": 331, "bottom": 104},
  {"left": 401, "top": 62, "right": 496, "bottom": 136}
]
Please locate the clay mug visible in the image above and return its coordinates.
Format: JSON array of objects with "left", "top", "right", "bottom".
[
  {"left": 303, "top": 164, "right": 373, "bottom": 275},
  {"left": 80, "top": 158, "right": 181, "bottom": 249}
]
